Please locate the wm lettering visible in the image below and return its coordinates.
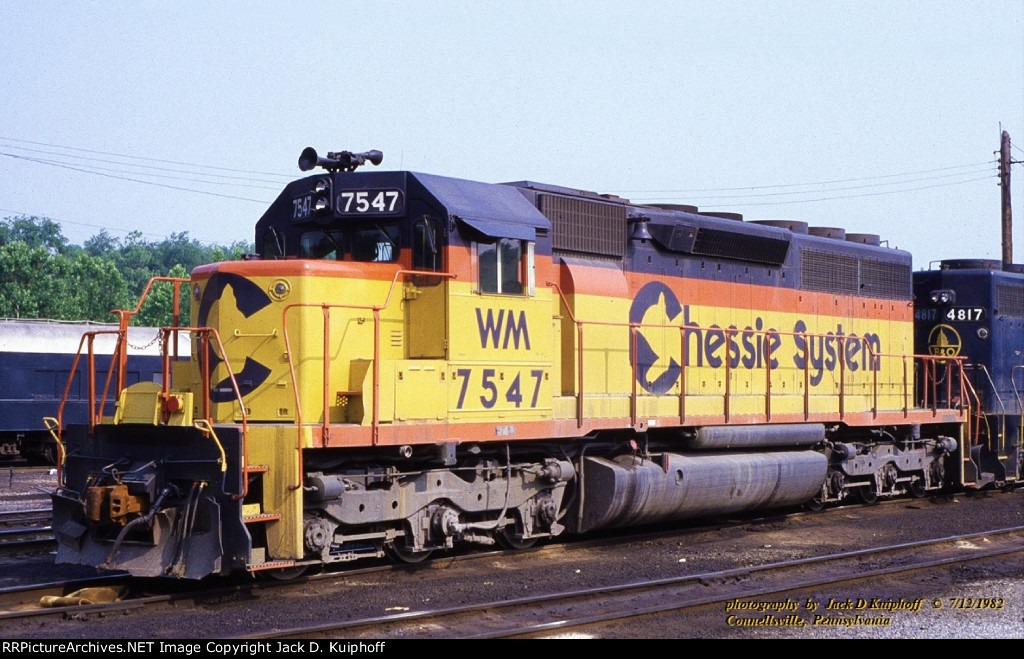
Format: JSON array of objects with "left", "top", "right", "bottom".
[{"left": 475, "top": 308, "right": 531, "bottom": 350}]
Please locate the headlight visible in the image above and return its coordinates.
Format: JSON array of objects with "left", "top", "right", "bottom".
[{"left": 930, "top": 289, "right": 955, "bottom": 305}]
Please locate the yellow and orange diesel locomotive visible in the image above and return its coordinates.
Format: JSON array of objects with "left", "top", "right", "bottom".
[{"left": 52, "top": 148, "right": 983, "bottom": 578}]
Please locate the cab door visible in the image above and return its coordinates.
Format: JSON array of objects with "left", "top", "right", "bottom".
[{"left": 407, "top": 217, "right": 447, "bottom": 359}]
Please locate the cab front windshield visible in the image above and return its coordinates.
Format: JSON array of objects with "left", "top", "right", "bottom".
[{"left": 296, "top": 223, "right": 400, "bottom": 262}]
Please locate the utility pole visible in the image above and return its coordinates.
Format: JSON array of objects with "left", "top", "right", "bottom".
[{"left": 1000, "top": 130, "right": 1013, "bottom": 269}]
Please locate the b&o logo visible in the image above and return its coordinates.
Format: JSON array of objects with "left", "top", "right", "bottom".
[{"left": 927, "top": 324, "right": 962, "bottom": 358}]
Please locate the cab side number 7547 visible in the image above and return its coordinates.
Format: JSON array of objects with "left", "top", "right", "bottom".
[{"left": 455, "top": 369, "right": 545, "bottom": 409}]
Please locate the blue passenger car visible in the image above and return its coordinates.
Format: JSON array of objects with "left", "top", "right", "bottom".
[{"left": 0, "top": 319, "right": 174, "bottom": 463}]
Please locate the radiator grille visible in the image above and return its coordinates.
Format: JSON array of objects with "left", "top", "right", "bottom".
[
  {"left": 801, "top": 249, "right": 910, "bottom": 300},
  {"left": 997, "top": 283, "right": 1024, "bottom": 317},
  {"left": 540, "top": 194, "right": 625, "bottom": 258}
]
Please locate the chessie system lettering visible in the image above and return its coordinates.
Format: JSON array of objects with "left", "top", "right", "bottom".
[{"left": 629, "top": 282, "right": 883, "bottom": 395}]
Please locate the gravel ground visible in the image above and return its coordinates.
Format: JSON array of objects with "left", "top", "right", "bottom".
[
  {"left": 2, "top": 467, "right": 1022, "bottom": 639},
  {"left": 0, "top": 466, "right": 54, "bottom": 512}
]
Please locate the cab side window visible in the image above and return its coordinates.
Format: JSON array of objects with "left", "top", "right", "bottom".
[
  {"left": 478, "top": 238, "right": 527, "bottom": 295},
  {"left": 413, "top": 218, "right": 442, "bottom": 271}
]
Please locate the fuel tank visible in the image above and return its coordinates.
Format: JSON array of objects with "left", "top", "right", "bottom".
[{"left": 572, "top": 450, "right": 826, "bottom": 533}]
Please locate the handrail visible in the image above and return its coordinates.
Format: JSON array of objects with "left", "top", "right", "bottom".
[
  {"left": 55, "top": 275, "right": 189, "bottom": 433},
  {"left": 548, "top": 280, "right": 966, "bottom": 428},
  {"left": 281, "top": 269, "right": 457, "bottom": 491},
  {"left": 55, "top": 330, "right": 126, "bottom": 433},
  {"left": 1010, "top": 365, "right": 1024, "bottom": 415},
  {"left": 42, "top": 417, "right": 65, "bottom": 485},
  {"left": 964, "top": 363, "right": 1009, "bottom": 454},
  {"left": 171, "top": 325, "right": 250, "bottom": 499},
  {"left": 54, "top": 324, "right": 251, "bottom": 496},
  {"left": 51, "top": 278, "right": 254, "bottom": 498},
  {"left": 959, "top": 366, "right": 983, "bottom": 446},
  {"left": 193, "top": 419, "right": 227, "bottom": 473},
  {"left": 111, "top": 277, "right": 189, "bottom": 392}
]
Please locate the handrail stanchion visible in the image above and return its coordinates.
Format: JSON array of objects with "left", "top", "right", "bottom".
[
  {"left": 629, "top": 325, "right": 637, "bottom": 426},
  {"left": 679, "top": 327, "right": 686, "bottom": 424},
  {"left": 803, "top": 335, "right": 810, "bottom": 420},
  {"left": 86, "top": 335, "right": 97, "bottom": 429},
  {"left": 577, "top": 321, "right": 584, "bottom": 428},
  {"left": 322, "top": 306, "right": 331, "bottom": 443},
  {"left": 373, "top": 308, "right": 382, "bottom": 445},
  {"left": 281, "top": 270, "right": 458, "bottom": 487},
  {"left": 723, "top": 328, "right": 732, "bottom": 422}
]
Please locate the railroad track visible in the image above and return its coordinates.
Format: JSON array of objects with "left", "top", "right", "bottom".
[
  {"left": 235, "top": 526, "right": 1024, "bottom": 639},
  {"left": 0, "top": 491, "right": 1019, "bottom": 639},
  {"left": 0, "top": 508, "right": 52, "bottom": 528},
  {"left": 0, "top": 508, "right": 54, "bottom": 554}
]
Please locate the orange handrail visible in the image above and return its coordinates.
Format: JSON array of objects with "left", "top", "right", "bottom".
[
  {"left": 281, "top": 269, "right": 457, "bottom": 490},
  {"left": 547, "top": 279, "right": 966, "bottom": 428}
]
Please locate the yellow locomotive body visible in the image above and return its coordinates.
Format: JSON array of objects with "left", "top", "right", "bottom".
[{"left": 51, "top": 153, "right": 974, "bottom": 578}]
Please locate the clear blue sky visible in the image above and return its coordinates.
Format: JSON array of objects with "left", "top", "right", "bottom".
[{"left": 2, "top": 1, "right": 1023, "bottom": 268}]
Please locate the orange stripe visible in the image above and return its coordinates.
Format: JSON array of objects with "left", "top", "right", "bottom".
[
  {"left": 192, "top": 254, "right": 908, "bottom": 321},
  {"left": 553, "top": 261, "right": 911, "bottom": 322},
  {"left": 315, "top": 406, "right": 959, "bottom": 448}
]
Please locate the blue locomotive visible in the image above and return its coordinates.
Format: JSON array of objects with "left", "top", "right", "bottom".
[{"left": 913, "top": 259, "right": 1023, "bottom": 487}]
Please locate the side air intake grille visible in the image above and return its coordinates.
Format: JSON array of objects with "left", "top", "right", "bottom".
[
  {"left": 801, "top": 250, "right": 910, "bottom": 300},
  {"left": 997, "top": 283, "right": 1024, "bottom": 317},
  {"left": 860, "top": 259, "right": 911, "bottom": 300},
  {"left": 540, "top": 193, "right": 625, "bottom": 258}
]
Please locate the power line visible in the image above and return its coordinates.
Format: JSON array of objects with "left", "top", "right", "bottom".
[
  {"left": 0, "top": 143, "right": 289, "bottom": 186},
  {"left": 646, "top": 175, "right": 994, "bottom": 208},
  {"left": 0, "top": 152, "right": 274, "bottom": 203},
  {"left": 1, "top": 135, "right": 1013, "bottom": 243},
  {"left": 1, "top": 151, "right": 284, "bottom": 191},
  {"left": 634, "top": 167, "right": 995, "bottom": 203},
  {"left": 619, "top": 161, "right": 996, "bottom": 196},
  {"left": 0, "top": 136, "right": 292, "bottom": 179}
]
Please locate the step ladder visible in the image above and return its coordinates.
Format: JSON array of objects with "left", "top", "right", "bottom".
[{"left": 241, "top": 463, "right": 292, "bottom": 572}]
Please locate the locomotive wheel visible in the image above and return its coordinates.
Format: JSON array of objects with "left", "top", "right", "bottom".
[
  {"left": 909, "top": 478, "right": 928, "bottom": 498},
  {"left": 803, "top": 497, "right": 825, "bottom": 512},
  {"left": 384, "top": 538, "right": 434, "bottom": 564},
  {"left": 264, "top": 565, "right": 310, "bottom": 581},
  {"left": 495, "top": 525, "right": 538, "bottom": 550},
  {"left": 856, "top": 484, "right": 879, "bottom": 504}
]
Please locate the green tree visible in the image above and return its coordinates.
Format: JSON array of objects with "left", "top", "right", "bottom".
[
  {"left": 0, "top": 242, "right": 66, "bottom": 318},
  {"left": 0, "top": 216, "right": 69, "bottom": 253},
  {"left": 109, "top": 231, "right": 156, "bottom": 296},
  {"left": 1, "top": 215, "right": 251, "bottom": 324},
  {"left": 83, "top": 230, "right": 118, "bottom": 257},
  {"left": 134, "top": 264, "right": 191, "bottom": 327},
  {"left": 65, "top": 253, "right": 133, "bottom": 321},
  {"left": 0, "top": 241, "right": 131, "bottom": 321}
]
